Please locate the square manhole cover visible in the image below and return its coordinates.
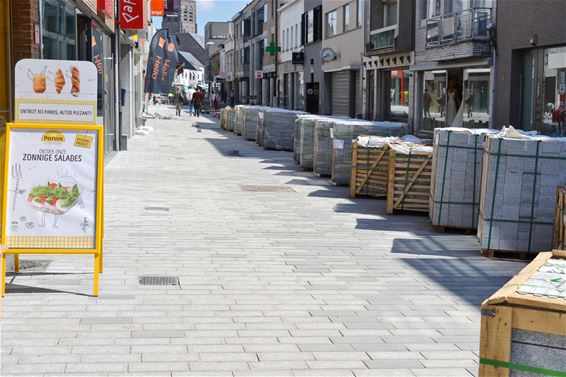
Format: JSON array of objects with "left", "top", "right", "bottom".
[
  {"left": 240, "top": 185, "right": 295, "bottom": 192},
  {"left": 138, "top": 276, "right": 179, "bottom": 286}
]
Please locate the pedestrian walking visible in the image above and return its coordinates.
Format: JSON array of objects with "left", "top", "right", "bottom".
[
  {"left": 229, "top": 89, "right": 235, "bottom": 108},
  {"left": 174, "top": 88, "right": 183, "bottom": 117},
  {"left": 192, "top": 87, "right": 204, "bottom": 118},
  {"left": 464, "top": 88, "right": 474, "bottom": 118},
  {"left": 187, "top": 86, "right": 196, "bottom": 116},
  {"left": 423, "top": 89, "right": 432, "bottom": 118}
]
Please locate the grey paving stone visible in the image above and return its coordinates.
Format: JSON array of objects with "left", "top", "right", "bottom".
[{"left": 0, "top": 110, "right": 524, "bottom": 376}]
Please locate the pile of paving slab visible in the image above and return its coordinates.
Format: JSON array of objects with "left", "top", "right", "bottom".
[{"left": 221, "top": 105, "right": 566, "bottom": 260}]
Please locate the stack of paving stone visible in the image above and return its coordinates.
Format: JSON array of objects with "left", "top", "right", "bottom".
[
  {"left": 296, "top": 115, "right": 350, "bottom": 170},
  {"left": 234, "top": 105, "right": 246, "bottom": 136},
  {"left": 256, "top": 110, "right": 266, "bottom": 146},
  {"left": 478, "top": 127, "right": 566, "bottom": 256},
  {"left": 331, "top": 120, "right": 407, "bottom": 186},
  {"left": 226, "top": 108, "right": 236, "bottom": 132},
  {"left": 429, "top": 128, "right": 498, "bottom": 231},
  {"left": 553, "top": 186, "right": 566, "bottom": 249},
  {"left": 313, "top": 118, "right": 336, "bottom": 176},
  {"left": 261, "top": 108, "right": 305, "bottom": 151},
  {"left": 242, "top": 106, "right": 264, "bottom": 141}
]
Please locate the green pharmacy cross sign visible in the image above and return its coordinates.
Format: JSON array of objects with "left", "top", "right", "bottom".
[{"left": 265, "top": 42, "right": 280, "bottom": 56}]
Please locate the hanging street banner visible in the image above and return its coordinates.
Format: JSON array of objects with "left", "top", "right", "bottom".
[
  {"left": 120, "top": 0, "right": 147, "bottom": 30},
  {"left": 3, "top": 126, "right": 101, "bottom": 249},
  {"left": 14, "top": 59, "right": 98, "bottom": 124},
  {"left": 144, "top": 29, "right": 179, "bottom": 94}
]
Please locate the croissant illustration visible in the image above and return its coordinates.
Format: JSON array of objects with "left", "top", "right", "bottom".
[
  {"left": 71, "top": 66, "right": 80, "bottom": 97},
  {"left": 32, "top": 73, "right": 46, "bottom": 93},
  {"left": 54, "top": 68, "right": 65, "bottom": 94}
]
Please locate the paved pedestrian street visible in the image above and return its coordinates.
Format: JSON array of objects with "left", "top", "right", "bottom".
[{"left": 1, "top": 107, "right": 524, "bottom": 377}]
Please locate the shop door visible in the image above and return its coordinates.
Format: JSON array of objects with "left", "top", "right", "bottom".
[
  {"left": 521, "top": 51, "right": 535, "bottom": 131},
  {"left": 367, "top": 70, "right": 375, "bottom": 120},
  {"left": 331, "top": 71, "right": 350, "bottom": 116},
  {"left": 306, "top": 82, "right": 319, "bottom": 114}
]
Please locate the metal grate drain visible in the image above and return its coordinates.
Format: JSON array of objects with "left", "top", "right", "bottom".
[
  {"left": 138, "top": 275, "right": 179, "bottom": 286},
  {"left": 144, "top": 206, "right": 170, "bottom": 212},
  {"left": 240, "top": 185, "right": 295, "bottom": 192}
]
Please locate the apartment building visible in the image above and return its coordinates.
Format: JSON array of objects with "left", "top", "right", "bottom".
[
  {"left": 412, "top": 0, "right": 495, "bottom": 134},
  {"left": 278, "top": 0, "right": 305, "bottom": 110},
  {"left": 321, "top": 0, "right": 364, "bottom": 117},
  {"left": 233, "top": 0, "right": 278, "bottom": 106},
  {"left": 361, "top": 0, "right": 414, "bottom": 126},
  {"left": 494, "top": 0, "right": 566, "bottom": 134}
]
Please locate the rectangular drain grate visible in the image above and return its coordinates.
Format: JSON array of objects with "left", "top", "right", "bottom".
[
  {"left": 144, "top": 206, "right": 170, "bottom": 212},
  {"left": 139, "top": 276, "right": 179, "bottom": 286},
  {"left": 240, "top": 185, "right": 295, "bottom": 192}
]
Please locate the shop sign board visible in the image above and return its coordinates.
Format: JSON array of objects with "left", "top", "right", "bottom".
[
  {"left": 97, "top": 0, "right": 114, "bottom": 18},
  {"left": 120, "top": 0, "right": 147, "bottom": 30},
  {"left": 14, "top": 59, "right": 98, "bottom": 124},
  {"left": 151, "top": 0, "right": 164, "bottom": 16}
]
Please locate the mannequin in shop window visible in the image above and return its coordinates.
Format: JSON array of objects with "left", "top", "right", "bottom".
[{"left": 446, "top": 80, "right": 462, "bottom": 127}]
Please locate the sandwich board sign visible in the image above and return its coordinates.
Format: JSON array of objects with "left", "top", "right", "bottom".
[{"left": 2, "top": 59, "right": 104, "bottom": 297}]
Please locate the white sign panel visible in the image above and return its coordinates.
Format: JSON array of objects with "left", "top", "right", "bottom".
[
  {"left": 5, "top": 128, "right": 99, "bottom": 249},
  {"left": 333, "top": 139, "right": 344, "bottom": 150},
  {"left": 14, "top": 59, "right": 98, "bottom": 124}
]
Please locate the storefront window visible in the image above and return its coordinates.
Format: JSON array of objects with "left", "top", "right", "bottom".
[
  {"left": 463, "top": 68, "right": 490, "bottom": 126},
  {"left": 41, "top": 0, "right": 76, "bottom": 60},
  {"left": 388, "top": 69, "right": 409, "bottom": 121},
  {"left": 543, "top": 47, "right": 566, "bottom": 136}
]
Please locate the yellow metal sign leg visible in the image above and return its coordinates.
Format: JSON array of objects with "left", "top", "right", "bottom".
[
  {"left": 13, "top": 254, "right": 19, "bottom": 272},
  {"left": 1, "top": 253, "right": 6, "bottom": 296},
  {"left": 93, "top": 253, "right": 100, "bottom": 297}
]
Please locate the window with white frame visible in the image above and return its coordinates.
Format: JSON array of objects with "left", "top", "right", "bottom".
[
  {"left": 295, "top": 23, "right": 299, "bottom": 47},
  {"left": 383, "top": 1, "right": 397, "bottom": 27},
  {"left": 343, "top": 4, "right": 350, "bottom": 32},
  {"left": 326, "top": 10, "right": 337, "bottom": 38},
  {"left": 358, "top": 0, "right": 363, "bottom": 27}
]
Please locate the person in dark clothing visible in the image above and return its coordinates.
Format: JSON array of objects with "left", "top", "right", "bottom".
[
  {"left": 229, "top": 89, "right": 235, "bottom": 108},
  {"left": 192, "top": 87, "right": 204, "bottom": 117}
]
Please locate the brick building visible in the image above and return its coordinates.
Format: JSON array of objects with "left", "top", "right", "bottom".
[{"left": 494, "top": 0, "right": 566, "bottom": 134}]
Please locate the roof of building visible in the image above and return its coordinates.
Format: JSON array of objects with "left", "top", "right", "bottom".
[
  {"left": 175, "top": 32, "right": 207, "bottom": 65},
  {"left": 178, "top": 50, "right": 204, "bottom": 71}
]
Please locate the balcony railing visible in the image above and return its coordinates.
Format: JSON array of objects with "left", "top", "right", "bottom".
[
  {"left": 426, "top": 7, "right": 491, "bottom": 47},
  {"left": 369, "top": 25, "right": 396, "bottom": 50}
]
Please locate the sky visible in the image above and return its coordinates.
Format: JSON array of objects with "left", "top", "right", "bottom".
[{"left": 153, "top": 0, "right": 249, "bottom": 36}]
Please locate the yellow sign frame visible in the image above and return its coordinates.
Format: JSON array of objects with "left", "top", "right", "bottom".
[{"left": 1, "top": 122, "right": 104, "bottom": 296}]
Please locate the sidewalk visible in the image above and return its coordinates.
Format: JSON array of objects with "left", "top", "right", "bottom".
[{"left": 1, "top": 106, "right": 524, "bottom": 377}]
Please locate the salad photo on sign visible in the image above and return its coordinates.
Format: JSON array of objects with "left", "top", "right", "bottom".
[{"left": 5, "top": 128, "right": 99, "bottom": 249}]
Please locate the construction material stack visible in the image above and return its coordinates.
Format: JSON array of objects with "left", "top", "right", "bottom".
[
  {"left": 478, "top": 127, "right": 566, "bottom": 257},
  {"left": 234, "top": 105, "right": 246, "bottom": 136},
  {"left": 261, "top": 108, "right": 305, "bottom": 151},
  {"left": 479, "top": 250, "right": 566, "bottom": 377},
  {"left": 331, "top": 120, "right": 407, "bottom": 186},
  {"left": 429, "top": 128, "right": 498, "bottom": 232},
  {"left": 386, "top": 136, "right": 433, "bottom": 215},
  {"left": 554, "top": 186, "right": 566, "bottom": 250},
  {"left": 313, "top": 119, "right": 336, "bottom": 177}
]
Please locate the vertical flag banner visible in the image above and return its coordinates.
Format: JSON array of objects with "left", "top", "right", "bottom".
[
  {"left": 151, "top": 0, "right": 165, "bottom": 16},
  {"left": 144, "top": 30, "right": 179, "bottom": 94}
]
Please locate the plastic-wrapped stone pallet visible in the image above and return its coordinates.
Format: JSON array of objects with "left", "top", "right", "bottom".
[
  {"left": 478, "top": 126, "right": 566, "bottom": 255},
  {"left": 261, "top": 108, "right": 306, "bottom": 151},
  {"left": 331, "top": 120, "right": 407, "bottom": 186},
  {"left": 226, "top": 108, "right": 236, "bottom": 131},
  {"left": 429, "top": 127, "right": 498, "bottom": 231},
  {"left": 234, "top": 105, "right": 246, "bottom": 136},
  {"left": 256, "top": 110, "right": 265, "bottom": 146},
  {"left": 313, "top": 118, "right": 335, "bottom": 176},
  {"left": 297, "top": 115, "right": 350, "bottom": 170}
]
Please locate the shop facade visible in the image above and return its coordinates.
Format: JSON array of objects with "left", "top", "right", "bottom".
[
  {"left": 302, "top": 0, "right": 324, "bottom": 114},
  {"left": 412, "top": 0, "right": 494, "bottom": 134},
  {"left": 361, "top": 0, "right": 414, "bottom": 125},
  {"left": 495, "top": 0, "right": 566, "bottom": 134}
]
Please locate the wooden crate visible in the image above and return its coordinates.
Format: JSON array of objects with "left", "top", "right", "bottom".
[
  {"left": 350, "top": 142, "right": 390, "bottom": 199},
  {"left": 553, "top": 186, "right": 566, "bottom": 250},
  {"left": 479, "top": 250, "right": 566, "bottom": 377},
  {"left": 386, "top": 147, "right": 433, "bottom": 215}
]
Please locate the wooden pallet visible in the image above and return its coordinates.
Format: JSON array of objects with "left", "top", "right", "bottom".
[
  {"left": 480, "top": 248, "right": 537, "bottom": 261},
  {"left": 386, "top": 148, "right": 433, "bottom": 215},
  {"left": 432, "top": 225, "right": 475, "bottom": 235},
  {"left": 553, "top": 186, "right": 566, "bottom": 250},
  {"left": 349, "top": 142, "right": 389, "bottom": 199}
]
